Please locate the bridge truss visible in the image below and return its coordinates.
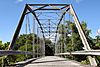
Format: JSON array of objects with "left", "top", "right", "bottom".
[{"left": 0, "top": 4, "right": 100, "bottom": 66}]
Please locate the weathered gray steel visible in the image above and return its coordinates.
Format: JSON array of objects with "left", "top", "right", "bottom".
[
  {"left": 56, "top": 7, "right": 70, "bottom": 33},
  {"left": 55, "top": 6, "right": 70, "bottom": 42},
  {"left": 28, "top": 4, "right": 69, "bottom": 6},
  {"left": 55, "top": 50, "right": 100, "bottom": 56},
  {"left": 25, "top": 5, "right": 48, "bottom": 14},
  {"left": 69, "top": 4, "right": 97, "bottom": 66},
  {"left": 8, "top": 5, "right": 28, "bottom": 50},
  {"left": 0, "top": 50, "right": 33, "bottom": 56},
  {"left": 27, "top": 5, "right": 45, "bottom": 39},
  {"left": 6, "top": 4, "right": 99, "bottom": 66}
]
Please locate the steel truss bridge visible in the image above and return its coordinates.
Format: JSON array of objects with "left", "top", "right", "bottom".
[{"left": 0, "top": 4, "right": 100, "bottom": 67}]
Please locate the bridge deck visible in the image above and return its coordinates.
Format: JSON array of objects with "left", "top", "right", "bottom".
[{"left": 25, "top": 56, "right": 91, "bottom": 67}]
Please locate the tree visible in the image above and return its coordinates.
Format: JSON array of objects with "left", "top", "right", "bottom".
[
  {"left": 0, "top": 41, "right": 5, "bottom": 50},
  {"left": 57, "top": 21, "right": 92, "bottom": 62},
  {"left": 5, "top": 33, "right": 44, "bottom": 64},
  {"left": 93, "top": 35, "right": 100, "bottom": 65}
]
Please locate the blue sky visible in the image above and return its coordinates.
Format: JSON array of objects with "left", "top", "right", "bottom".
[{"left": 0, "top": 0, "right": 100, "bottom": 42}]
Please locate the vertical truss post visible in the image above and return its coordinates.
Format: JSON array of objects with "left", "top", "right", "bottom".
[
  {"left": 55, "top": 43, "right": 56, "bottom": 54},
  {"left": 69, "top": 4, "right": 97, "bottom": 66},
  {"left": 63, "top": 15, "right": 66, "bottom": 53},
  {"left": 27, "top": 4, "right": 46, "bottom": 56},
  {"left": 32, "top": 16, "right": 35, "bottom": 58},
  {"left": 54, "top": 6, "right": 69, "bottom": 55},
  {"left": 42, "top": 39, "right": 45, "bottom": 56},
  {"left": 27, "top": 5, "right": 45, "bottom": 38},
  {"left": 48, "top": 19, "right": 50, "bottom": 38}
]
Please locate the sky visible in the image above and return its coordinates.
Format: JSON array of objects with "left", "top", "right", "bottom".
[{"left": 0, "top": 0, "right": 100, "bottom": 43}]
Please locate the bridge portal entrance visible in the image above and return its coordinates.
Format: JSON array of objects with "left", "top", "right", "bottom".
[{"left": 8, "top": 4, "right": 97, "bottom": 66}]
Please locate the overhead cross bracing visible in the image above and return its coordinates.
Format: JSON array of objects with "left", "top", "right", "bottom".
[{"left": 25, "top": 4, "right": 70, "bottom": 42}]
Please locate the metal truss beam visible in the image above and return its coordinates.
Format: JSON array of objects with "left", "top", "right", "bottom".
[
  {"left": 39, "top": 27, "right": 56, "bottom": 28},
  {"left": 61, "top": 5, "right": 69, "bottom": 9},
  {"left": 0, "top": 50, "right": 33, "bottom": 56},
  {"left": 56, "top": 7, "right": 70, "bottom": 31},
  {"left": 26, "top": 4, "right": 69, "bottom": 14},
  {"left": 69, "top": 4, "right": 97, "bottom": 66},
  {"left": 55, "top": 50, "right": 100, "bottom": 56},
  {"left": 7, "top": 4, "right": 97, "bottom": 66},
  {"left": 33, "top": 5, "right": 48, "bottom": 11},
  {"left": 28, "top": 4, "right": 69, "bottom": 6},
  {"left": 32, "top": 8, "right": 61, "bottom": 10},
  {"left": 26, "top": 5, "right": 48, "bottom": 14},
  {"left": 43, "top": 31, "right": 56, "bottom": 33},
  {"left": 55, "top": 6, "right": 70, "bottom": 42},
  {"left": 27, "top": 5, "right": 45, "bottom": 39},
  {"left": 8, "top": 5, "right": 28, "bottom": 50}
]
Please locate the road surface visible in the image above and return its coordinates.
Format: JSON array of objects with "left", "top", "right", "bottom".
[{"left": 25, "top": 56, "right": 92, "bottom": 67}]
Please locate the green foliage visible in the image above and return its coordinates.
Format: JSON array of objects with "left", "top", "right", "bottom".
[
  {"left": 0, "top": 20, "right": 100, "bottom": 66},
  {"left": 8, "top": 33, "right": 41, "bottom": 63},
  {"left": 0, "top": 41, "right": 5, "bottom": 50},
  {"left": 57, "top": 21, "right": 93, "bottom": 64},
  {"left": 81, "top": 60, "right": 90, "bottom": 64},
  {"left": 58, "top": 24, "right": 66, "bottom": 34},
  {"left": 95, "top": 43, "right": 100, "bottom": 48},
  {"left": 0, "top": 33, "right": 44, "bottom": 65},
  {"left": 64, "top": 21, "right": 83, "bottom": 51},
  {"left": 66, "top": 43, "right": 73, "bottom": 52}
]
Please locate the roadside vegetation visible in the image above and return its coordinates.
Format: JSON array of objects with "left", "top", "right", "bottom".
[{"left": 0, "top": 21, "right": 100, "bottom": 66}]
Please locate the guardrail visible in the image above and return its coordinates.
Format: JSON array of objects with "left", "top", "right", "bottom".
[
  {"left": 55, "top": 50, "right": 100, "bottom": 56},
  {"left": 0, "top": 50, "right": 33, "bottom": 56}
]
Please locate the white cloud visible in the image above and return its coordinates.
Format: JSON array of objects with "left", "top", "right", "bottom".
[
  {"left": 70, "top": 0, "right": 82, "bottom": 3},
  {"left": 15, "top": 0, "right": 23, "bottom": 3},
  {"left": 75, "top": 0, "right": 82, "bottom": 3},
  {"left": 17, "top": 0, "right": 23, "bottom": 2},
  {"left": 97, "top": 29, "right": 100, "bottom": 35}
]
